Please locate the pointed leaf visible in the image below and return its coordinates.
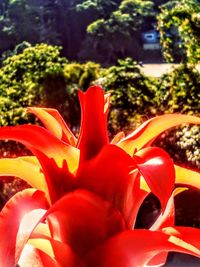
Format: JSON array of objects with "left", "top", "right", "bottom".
[
  {"left": 135, "top": 147, "right": 175, "bottom": 211},
  {"left": 77, "top": 86, "right": 109, "bottom": 162},
  {"left": 128, "top": 173, "right": 150, "bottom": 228},
  {"left": 35, "top": 151, "right": 76, "bottom": 204},
  {"left": 162, "top": 226, "right": 200, "bottom": 256},
  {"left": 0, "top": 189, "right": 47, "bottom": 267},
  {"left": 111, "top": 131, "right": 125, "bottom": 144},
  {"left": 150, "top": 188, "right": 187, "bottom": 231},
  {"left": 0, "top": 157, "right": 49, "bottom": 200},
  {"left": 0, "top": 124, "right": 79, "bottom": 172},
  {"left": 85, "top": 228, "right": 200, "bottom": 267},
  {"left": 27, "top": 107, "right": 77, "bottom": 145},
  {"left": 117, "top": 114, "right": 200, "bottom": 156},
  {"left": 31, "top": 223, "right": 84, "bottom": 266},
  {"left": 104, "top": 93, "right": 110, "bottom": 115},
  {"left": 18, "top": 244, "right": 57, "bottom": 267},
  {"left": 28, "top": 238, "right": 85, "bottom": 267},
  {"left": 175, "top": 165, "right": 200, "bottom": 189},
  {"left": 16, "top": 209, "right": 47, "bottom": 262}
]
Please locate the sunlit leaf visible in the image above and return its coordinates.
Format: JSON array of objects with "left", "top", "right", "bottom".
[
  {"left": 175, "top": 165, "right": 200, "bottom": 189},
  {"left": 111, "top": 131, "right": 125, "bottom": 144},
  {"left": 117, "top": 114, "right": 200, "bottom": 156},
  {"left": 35, "top": 151, "right": 76, "bottom": 204},
  {"left": 0, "top": 157, "right": 49, "bottom": 201},
  {"left": 27, "top": 107, "right": 77, "bottom": 146},
  {"left": 0, "top": 189, "right": 47, "bottom": 266},
  {"left": 18, "top": 244, "right": 57, "bottom": 267},
  {"left": 28, "top": 238, "right": 85, "bottom": 267},
  {"left": 0, "top": 125, "right": 79, "bottom": 172}
]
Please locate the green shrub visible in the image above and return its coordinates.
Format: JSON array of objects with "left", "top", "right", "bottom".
[
  {"left": 155, "top": 64, "right": 200, "bottom": 169},
  {"left": 0, "top": 43, "right": 67, "bottom": 126},
  {"left": 62, "top": 61, "right": 101, "bottom": 131},
  {"left": 100, "top": 58, "right": 157, "bottom": 134},
  {"left": 64, "top": 61, "right": 101, "bottom": 91},
  {"left": 156, "top": 64, "right": 200, "bottom": 114}
]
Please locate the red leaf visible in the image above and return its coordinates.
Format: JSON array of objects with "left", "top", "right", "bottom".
[
  {"left": 77, "top": 144, "right": 137, "bottom": 224},
  {"left": 0, "top": 124, "right": 79, "bottom": 172},
  {"left": 44, "top": 189, "right": 125, "bottom": 257},
  {"left": 128, "top": 174, "right": 150, "bottom": 228},
  {"left": 35, "top": 151, "right": 76, "bottom": 204},
  {"left": 77, "top": 86, "right": 109, "bottom": 163},
  {"left": 150, "top": 188, "right": 187, "bottom": 231},
  {"left": 85, "top": 228, "right": 200, "bottom": 267},
  {"left": 18, "top": 244, "right": 57, "bottom": 267},
  {"left": 0, "top": 189, "right": 47, "bottom": 266},
  {"left": 27, "top": 107, "right": 77, "bottom": 146},
  {"left": 28, "top": 238, "right": 86, "bottom": 267},
  {"left": 117, "top": 114, "right": 200, "bottom": 156},
  {"left": 134, "top": 147, "right": 175, "bottom": 211},
  {"left": 162, "top": 226, "right": 200, "bottom": 249}
]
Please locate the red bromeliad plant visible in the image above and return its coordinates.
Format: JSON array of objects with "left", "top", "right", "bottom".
[{"left": 0, "top": 86, "right": 200, "bottom": 266}]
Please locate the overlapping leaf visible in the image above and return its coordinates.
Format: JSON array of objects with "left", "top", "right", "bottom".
[{"left": 0, "top": 189, "right": 47, "bottom": 266}]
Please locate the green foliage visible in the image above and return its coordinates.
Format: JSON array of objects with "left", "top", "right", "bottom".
[
  {"left": 64, "top": 61, "right": 101, "bottom": 91},
  {"left": 100, "top": 58, "right": 157, "bottom": 134},
  {"left": 0, "top": 0, "right": 61, "bottom": 54},
  {"left": 87, "top": 0, "right": 154, "bottom": 35},
  {"left": 62, "top": 61, "right": 101, "bottom": 129},
  {"left": 80, "top": 0, "right": 155, "bottom": 63},
  {"left": 155, "top": 125, "right": 200, "bottom": 169},
  {"left": 156, "top": 64, "right": 200, "bottom": 114},
  {"left": 154, "top": 63, "right": 200, "bottom": 169},
  {"left": 75, "top": 0, "right": 119, "bottom": 15},
  {"left": 176, "top": 125, "right": 200, "bottom": 169},
  {"left": 158, "top": 0, "right": 200, "bottom": 63},
  {"left": 0, "top": 46, "right": 101, "bottom": 129},
  {"left": 0, "top": 0, "right": 198, "bottom": 64},
  {"left": 0, "top": 43, "right": 67, "bottom": 126}
]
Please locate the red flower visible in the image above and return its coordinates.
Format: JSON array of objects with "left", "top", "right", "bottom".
[{"left": 0, "top": 86, "right": 200, "bottom": 266}]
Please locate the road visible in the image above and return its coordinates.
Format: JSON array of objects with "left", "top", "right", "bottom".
[{"left": 141, "top": 64, "right": 200, "bottom": 77}]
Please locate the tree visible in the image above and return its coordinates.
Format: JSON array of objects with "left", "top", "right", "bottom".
[
  {"left": 79, "top": 0, "right": 155, "bottom": 63},
  {"left": 158, "top": 0, "right": 200, "bottom": 63},
  {"left": 0, "top": 0, "right": 61, "bottom": 55}
]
